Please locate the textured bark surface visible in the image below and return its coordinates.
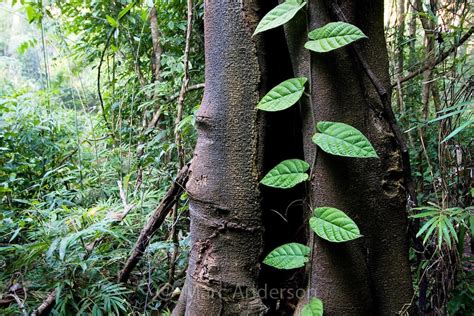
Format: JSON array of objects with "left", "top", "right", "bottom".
[
  {"left": 172, "top": 0, "right": 267, "bottom": 314},
  {"left": 252, "top": 3, "right": 308, "bottom": 316},
  {"left": 286, "top": 0, "right": 414, "bottom": 314},
  {"left": 174, "top": 0, "right": 414, "bottom": 314}
]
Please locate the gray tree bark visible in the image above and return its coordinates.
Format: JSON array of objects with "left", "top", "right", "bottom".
[
  {"left": 172, "top": 0, "right": 267, "bottom": 314},
  {"left": 285, "top": 0, "right": 414, "bottom": 314}
]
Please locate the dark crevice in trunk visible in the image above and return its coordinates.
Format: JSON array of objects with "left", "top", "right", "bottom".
[{"left": 254, "top": 1, "right": 307, "bottom": 314}]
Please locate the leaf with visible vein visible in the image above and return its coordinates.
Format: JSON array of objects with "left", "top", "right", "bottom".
[
  {"left": 309, "top": 207, "right": 361, "bottom": 242},
  {"left": 305, "top": 22, "right": 367, "bottom": 53},
  {"left": 312, "top": 121, "right": 378, "bottom": 158},
  {"left": 253, "top": 1, "right": 306, "bottom": 35},
  {"left": 260, "top": 159, "right": 309, "bottom": 189},
  {"left": 263, "top": 242, "right": 310, "bottom": 269},
  {"left": 301, "top": 298, "right": 324, "bottom": 316},
  {"left": 257, "top": 77, "right": 307, "bottom": 112}
]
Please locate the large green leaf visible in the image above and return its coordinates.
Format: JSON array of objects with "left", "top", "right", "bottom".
[
  {"left": 257, "top": 78, "right": 307, "bottom": 112},
  {"left": 305, "top": 22, "right": 367, "bottom": 53},
  {"left": 301, "top": 298, "right": 324, "bottom": 316},
  {"left": 312, "top": 121, "right": 378, "bottom": 158},
  {"left": 263, "top": 242, "right": 310, "bottom": 269},
  {"left": 253, "top": 0, "right": 306, "bottom": 35},
  {"left": 309, "top": 207, "right": 361, "bottom": 242},
  {"left": 260, "top": 159, "right": 309, "bottom": 189}
]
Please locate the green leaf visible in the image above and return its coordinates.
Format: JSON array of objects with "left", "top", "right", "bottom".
[
  {"left": 106, "top": 15, "right": 119, "bottom": 28},
  {"left": 416, "top": 217, "right": 437, "bottom": 238},
  {"left": 470, "top": 215, "right": 474, "bottom": 236},
  {"left": 260, "top": 159, "right": 309, "bottom": 189},
  {"left": 312, "top": 121, "right": 378, "bottom": 158},
  {"left": 253, "top": 1, "right": 306, "bottom": 36},
  {"left": 25, "top": 5, "right": 38, "bottom": 23},
  {"left": 309, "top": 207, "right": 361, "bottom": 242},
  {"left": 442, "top": 119, "right": 473, "bottom": 143},
  {"left": 118, "top": 1, "right": 135, "bottom": 20},
  {"left": 422, "top": 222, "right": 437, "bottom": 245},
  {"left": 410, "top": 210, "right": 439, "bottom": 218},
  {"left": 445, "top": 218, "right": 458, "bottom": 242},
  {"left": 263, "top": 242, "right": 310, "bottom": 269},
  {"left": 440, "top": 219, "right": 452, "bottom": 248},
  {"left": 257, "top": 78, "right": 307, "bottom": 112},
  {"left": 301, "top": 298, "right": 324, "bottom": 316},
  {"left": 427, "top": 108, "right": 471, "bottom": 124},
  {"left": 437, "top": 220, "right": 445, "bottom": 248},
  {"left": 305, "top": 22, "right": 367, "bottom": 53},
  {"left": 59, "top": 236, "right": 70, "bottom": 261}
]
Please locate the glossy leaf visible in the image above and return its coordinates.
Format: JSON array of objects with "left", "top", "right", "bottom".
[
  {"left": 263, "top": 242, "right": 310, "bottom": 269},
  {"left": 260, "top": 159, "right": 309, "bottom": 189},
  {"left": 257, "top": 77, "right": 307, "bottom": 112},
  {"left": 253, "top": 0, "right": 306, "bottom": 35},
  {"left": 309, "top": 207, "right": 361, "bottom": 242},
  {"left": 301, "top": 298, "right": 324, "bottom": 316},
  {"left": 305, "top": 22, "right": 367, "bottom": 53},
  {"left": 312, "top": 121, "right": 378, "bottom": 158}
]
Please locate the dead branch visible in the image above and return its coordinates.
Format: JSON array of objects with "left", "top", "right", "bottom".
[
  {"left": 118, "top": 163, "right": 190, "bottom": 283},
  {"left": 168, "top": 83, "right": 205, "bottom": 103},
  {"left": 8, "top": 293, "right": 27, "bottom": 316},
  {"left": 31, "top": 290, "right": 56, "bottom": 316},
  {"left": 117, "top": 180, "right": 134, "bottom": 216}
]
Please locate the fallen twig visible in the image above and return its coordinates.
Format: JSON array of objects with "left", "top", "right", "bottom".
[{"left": 8, "top": 293, "right": 27, "bottom": 316}]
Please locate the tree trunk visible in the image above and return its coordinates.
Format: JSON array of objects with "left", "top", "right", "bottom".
[
  {"left": 174, "top": 0, "right": 414, "bottom": 314},
  {"left": 309, "top": 0, "right": 413, "bottom": 313},
  {"left": 286, "top": 0, "right": 414, "bottom": 314},
  {"left": 415, "top": 0, "right": 437, "bottom": 121},
  {"left": 172, "top": 0, "right": 267, "bottom": 314},
  {"left": 395, "top": 0, "right": 406, "bottom": 112}
]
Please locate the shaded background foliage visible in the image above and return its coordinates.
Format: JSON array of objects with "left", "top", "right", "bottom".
[{"left": 0, "top": 0, "right": 472, "bottom": 314}]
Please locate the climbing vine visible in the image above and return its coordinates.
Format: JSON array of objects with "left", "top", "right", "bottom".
[{"left": 254, "top": 1, "right": 378, "bottom": 314}]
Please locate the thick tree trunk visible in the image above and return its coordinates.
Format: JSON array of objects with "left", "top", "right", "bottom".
[
  {"left": 172, "top": 0, "right": 267, "bottom": 314},
  {"left": 286, "top": 0, "right": 414, "bottom": 314},
  {"left": 174, "top": 0, "right": 414, "bottom": 314},
  {"left": 307, "top": 1, "right": 413, "bottom": 314}
]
